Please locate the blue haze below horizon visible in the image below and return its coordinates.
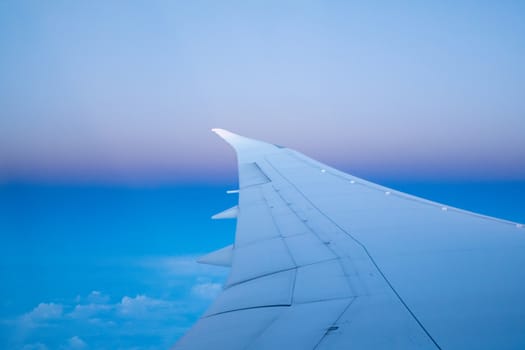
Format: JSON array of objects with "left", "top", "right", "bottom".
[{"left": 1, "top": 180, "right": 524, "bottom": 348}]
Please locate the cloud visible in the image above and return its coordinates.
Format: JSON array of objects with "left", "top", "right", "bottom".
[
  {"left": 19, "top": 303, "right": 63, "bottom": 328},
  {"left": 64, "top": 336, "right": 87, "bottom": 349},
  {"left": 10, "top": 254, "right": 228, "bottom": 349},
  {"left": 86, "top": 290, "right": 110, "bottom": 304},
  {"left": 12, "top": 294, "right": 184, "bottom": 349},
  {"left": 68, "top": 290, "right": 113, "bottom": 320},
  {"left": 25, "top": 303, "right": 63, "bottom": 321},
  {"left": 68, "top": 293, "right": 183, "bottom": 322},
  {"left": 191, "top": 282, "right": 222, "bottom": 299},
  {"left": 117, "top": 295, "right": 179, "bottom": 319},
  {"left": 69, "top": 303, "right": 112, "bottom": 320}
]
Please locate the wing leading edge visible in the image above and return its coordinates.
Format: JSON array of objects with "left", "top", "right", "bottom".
[{"left": 173, "top": 129, "right": 525, "bottom": 350}]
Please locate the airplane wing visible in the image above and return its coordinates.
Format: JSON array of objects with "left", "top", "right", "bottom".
[{"left": 173, "top": 129, "right": 525, "bottom": 350}]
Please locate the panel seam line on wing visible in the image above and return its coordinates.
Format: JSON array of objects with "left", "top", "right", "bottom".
[
  {"left": 226, "top": 267, "right": 297, "bottom": 288},
  {"left": 265, "top": 154, "right": 443, "bottom": 350},
  {"left": 204, "top": 304, "right": 291, "bottom": 318},
  {"left": 313, "top": 297, "right": 357, "bottom": 350}
]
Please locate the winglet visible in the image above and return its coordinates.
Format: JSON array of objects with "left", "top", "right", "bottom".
[
  {"left": 211, "top": 128, "right": 237, "bottom": 140},
  {"left": 211, "top": 128, "right": 280, "bottom": 163},
  {"left": 211, "top": 128, "right": 249, "bottom": 148}
]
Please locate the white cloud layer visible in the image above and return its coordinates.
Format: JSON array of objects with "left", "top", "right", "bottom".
[
  {"left": 12, "top": 284, "right": 218, "bottom": 349},
  {"left": 64, "top": 336, "right": 87, "bottom": 350},
  {"left": 191, "top": 282, "right": 222, "bottom": 299},
  {"left": 117, "top": 294, "right": 179, "bottom": 319},
  {"left": 69, "top": 302, "right": 112, "bottom": 320},
  {"left": 19, "top": 303, "right": 64, "bottom": 329},
  {"left": 8, "top": 254, "right": 228, "bottom": 350}
]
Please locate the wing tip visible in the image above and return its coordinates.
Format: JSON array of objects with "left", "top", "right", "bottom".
[
  {"left": 211, "top": 128, "right": 232, "bottom": 136},
  {"left": 211, "top": 128, "right": 240, "bottom": 143},
  {"left": 211, "top": 128, "right": 278, "bottom": 157}
]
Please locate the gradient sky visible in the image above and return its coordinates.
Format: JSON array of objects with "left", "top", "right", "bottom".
[
  {"left": 1, "top": 0, "right": 525, "bottom": 183},
  {"left": 1, "top": 1, "right": 525, "bottom": 349}
]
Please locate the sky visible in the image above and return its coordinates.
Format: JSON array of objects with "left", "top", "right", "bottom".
[
  {"left": 1, "top": 0, "right": 525, "bottom": 183},
  {"left": 0, "top": 1, "right": 524, "bottom": 349}
]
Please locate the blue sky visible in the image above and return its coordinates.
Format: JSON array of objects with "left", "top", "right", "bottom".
[{"left": 1, "top": 1, "right": 524, "bottom": 349}]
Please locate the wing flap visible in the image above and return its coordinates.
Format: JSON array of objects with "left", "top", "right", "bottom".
[
  {"left": 173, "top": 307, "right": 284, "bottom": 350},
  {"left": 226, "top": 237, "right": 296, "bottom": 286},
  {"left": 247, "top": 298, "right": 352, "bottom": 349},
  {"left": 205, "top": 269, "right": 295, "bottom": 316}
]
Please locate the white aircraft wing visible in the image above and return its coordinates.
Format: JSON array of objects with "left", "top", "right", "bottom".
[{"left": 173, "top": 129, "right": 525, "bottom": 350}]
